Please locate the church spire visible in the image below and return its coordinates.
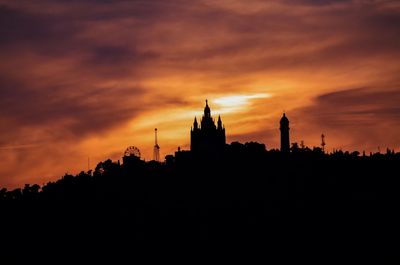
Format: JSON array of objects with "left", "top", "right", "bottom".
[
  {"left": 191, "top": 100, "right": 226, "bottom": 154},
  {"left": 204, "top": 99, "right": 211, "bottom": 118},
  {"left": 217, "top": 115, "right": 222, "bottom": 130}
]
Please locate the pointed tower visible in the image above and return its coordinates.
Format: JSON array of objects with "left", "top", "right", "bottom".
[
  {"left": 191, "top": 100, "right": 226, "bottom": 156},
  {"left": 204, "top": 99, "right": 211, "bottom": 118},
  {"left": 280, "top": 113, "right": 290, "bottom": 153},
  {"left": 217, "top": 115, "right": 222, "bottom": 130}
]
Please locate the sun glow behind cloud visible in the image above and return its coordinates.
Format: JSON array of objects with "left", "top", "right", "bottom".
[{"left": 213, "top": 93, "right": 272, "bottom": 113}]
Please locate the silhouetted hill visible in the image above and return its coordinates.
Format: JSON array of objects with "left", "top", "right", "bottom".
[{"left": 1, "top": 142, "right": 399, "bottom": 261}]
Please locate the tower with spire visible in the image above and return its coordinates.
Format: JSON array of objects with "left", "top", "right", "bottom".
[
  {"left": 191, "top": 100, "right": 226, "bottom": 156},
  {"left": 280, "top": 113, "right": 290, "bottom": 153}
]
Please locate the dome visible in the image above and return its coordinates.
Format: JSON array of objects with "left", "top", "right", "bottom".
[{"left": 280, "top": 113, "right": 289, "bottom": 125}]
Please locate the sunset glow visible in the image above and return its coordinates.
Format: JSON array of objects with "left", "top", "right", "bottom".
[
  {"left": 213, "top": 93, "right": 272, "bottom": 112},
  {"left": 0, "top": 0, "right": 400, "bottom": 188}
]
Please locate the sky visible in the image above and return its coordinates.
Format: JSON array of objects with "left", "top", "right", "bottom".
[{"left": 0, "top": 0, "right": 400, "bottom": 188}]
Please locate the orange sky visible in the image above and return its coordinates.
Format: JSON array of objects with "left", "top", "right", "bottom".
[{"left": 0, "top": 0, "right": 400, "bottom": 188}]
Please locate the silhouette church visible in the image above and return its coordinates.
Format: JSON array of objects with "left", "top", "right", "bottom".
[
  {"left": 189, "top": 100, "right": 290, "bottom": 155},
  {"left": 191, "top": 100, "right": 226, "bottom": 155}
]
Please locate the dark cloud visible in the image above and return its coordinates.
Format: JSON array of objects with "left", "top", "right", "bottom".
[
  {"left": 0, "top": 75, "right": 145, "bottom": 139},
  {"left": 143, "top": 0, "right": 400, "bottom": 77},
  {"left": 305, "top": 87, "right": 400, "bottom": 122},
  {"left": 0, "top": 1, "right": 164, "bottom": 146},
  {"left": 282, "top": 0, "right": 351, "bottom": 5},
  {"left": 84, "top": 46, "right": 160, "bottom": 77},
  {"left": 292, "top": 87, "right": 400, "bottom": 150},
  {"left": 0, "top": 5, "right": 82, "bottom": 57}
]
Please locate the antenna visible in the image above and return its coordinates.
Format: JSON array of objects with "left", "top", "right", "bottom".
[
  {"left": 321, "top": 134, "right": 326, "bottom": 152},
  {"left": 153, "top": 128, "right": 160, "bottom": 162}
]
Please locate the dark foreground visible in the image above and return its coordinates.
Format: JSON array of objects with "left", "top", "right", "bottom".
[{"left": 1, "top": 143, "right": 399, "bottom": 262}]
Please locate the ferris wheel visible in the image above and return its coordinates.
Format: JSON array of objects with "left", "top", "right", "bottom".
[{"left": 124, "top": 146, "right": 141, "bottom": 158}]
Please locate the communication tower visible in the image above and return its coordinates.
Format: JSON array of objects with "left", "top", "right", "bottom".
[
  {"left": 153, "top": 128, "right": 160, "bottom": 162},
  {"left": 321, "top": 134, "right": 326, "bottom": 152}
]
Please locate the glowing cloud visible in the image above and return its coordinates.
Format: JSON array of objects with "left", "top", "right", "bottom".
[{"left": 213, "top": 93, "right": 272, "bottom": 113}]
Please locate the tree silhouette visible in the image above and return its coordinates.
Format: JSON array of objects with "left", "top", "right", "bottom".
[{"left": 0, "top": 141, "right": 399, "bottom": 261}]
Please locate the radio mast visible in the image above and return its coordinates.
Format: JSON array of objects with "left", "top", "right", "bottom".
[
  {"left": 321, "top": 134, "right": 326, "bottom": 152},
  {"left": 153, "top": 128, "right": 160, "bottom": 162}
]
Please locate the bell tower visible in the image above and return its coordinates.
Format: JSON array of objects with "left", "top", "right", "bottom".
[{"left": 280, "top": 113, "right": 290, "bottom": 153}]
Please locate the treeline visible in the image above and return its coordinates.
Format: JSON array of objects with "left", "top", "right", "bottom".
[
  {"left": 1, "top": 141, "right": 399, "bottom": 210},
  {"left": 1, "top": 141, "right": 399, "bottom": 260}
]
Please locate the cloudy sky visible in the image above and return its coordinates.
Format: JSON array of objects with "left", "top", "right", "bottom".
[{"left": 0, "top": 0, "right": 399, "bottom": 187}]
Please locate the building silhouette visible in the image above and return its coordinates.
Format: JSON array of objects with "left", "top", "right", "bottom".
[
  {"left": 280, "top": 113, "right": 290, "bottom": 153},
  {"left": 191, "top": 100, "right": 226, "bottom": 155}
]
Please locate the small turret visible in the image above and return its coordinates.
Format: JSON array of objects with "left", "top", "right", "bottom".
[
  {"left": 217, "top": 115, "right": 223, "bottom": 130},
  {"left": 204, "top": 99, "right": 211, "bottom": 118},
  {"left": 193, "top": 117, "right": 198, "bottom": 130}
]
